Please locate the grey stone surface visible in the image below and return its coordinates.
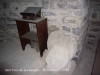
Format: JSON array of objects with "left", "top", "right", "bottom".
[
  {"left": 0, "top": 17, "right": 7, "bottom": 23},
  {"left": 91, "top": 5, "right": 100, "bottom": 11},
  {"left": 46, "top": 30, "right": 78, "bottom": 70},
  {"left": 90, "top": 21, "right": 100, "bottom": 26},
  {"left": 43, "top": 12, "right": 56, "bottom": 16},
  {"left": 74, "top": 10, "right": 83, "bottom": 17},
  {"left": 92, "top": 13, "right": 97, "bottom": 19},
  {"left": 93, "top": 0, "right": 100, "bottom": 2},
  {"left": 63, "top": 26, "right": 70, "bottom": 32},
  {"left": 86, "top": 0, "right": 100, "bottom": 56},
  {"left": 7, "top": 17, "right": 15, "bottom": 21},
  {"left": 7, "top": 24, "right": 17, "bottom": 29},
  {"left": 87, "top": 39, "right": 96, "bottom": 45},
  {"left": 83, "top": 13, "right": 90, "bottom": 23},
  {"left": 48, "top": 25, "right": 59, "bottom": 34},
  {"left": 90, "top": 28, "right": 100, "bottom": 32},
  {"left": 0, "top": 26, "right": 5, "bottom": 29},
  {"left": 2, "top": 2, "right": 10, "bottom": 10},
  {"left": 88, "top": 34, "right": 96, "bottom": 38},
  {"left": 42, "top": 0, "right": 49, "bottom": 9},
  {"left": 72, "top": 23, "right": 88, "bottom": 36},
  {"left": 77, "top": 0, "right": 88, "bottom": 9},
  {"left": 62, "top": 16, "right": 76, "bottom": 25},
  {"left": 72, "top": 27, "right": 81, "bottom": 36},
  {"left": 60, "top": 12, "right": 72, "bottom": 16},
  {"left": 0, "top": 41, "right": 78, "bottom": 75},
  {"left": 57, "top": 3, "right": 77, "bottom": 9},
  {"left": 72, "top": 48, "right": 95, "bottom": 75},
  {"left": 48, "top": 19, "right": 57, "bottom": 24},
  {"left": 0, "top": 0, "right": 33, "bottom": 2}
]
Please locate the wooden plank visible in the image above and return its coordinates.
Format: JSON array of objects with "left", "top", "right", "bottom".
[
  {"left": 21, "top": 31, "right": 38, "bottom": 42},
  {"left": 92, "top": 39, "right": 100, "bottom": 75}
]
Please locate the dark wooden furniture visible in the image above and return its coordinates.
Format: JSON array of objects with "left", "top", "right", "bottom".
[
  {"left": 91, "top": 39, "right": 100, "bottom": 75},
  {"left": 16, "top": 18, "right": 48, "bottom": 57},
  {"left": 20, "top": 7, "right": 42, "bottom": 20}
]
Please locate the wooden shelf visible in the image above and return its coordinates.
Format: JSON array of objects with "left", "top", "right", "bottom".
[{"left": 21, "top": 31, "right": 38, "bottom": 42}]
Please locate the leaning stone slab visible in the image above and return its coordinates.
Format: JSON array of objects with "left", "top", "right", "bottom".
[{"left": 46, "top": 30, "right": 78, "bottom": 70}]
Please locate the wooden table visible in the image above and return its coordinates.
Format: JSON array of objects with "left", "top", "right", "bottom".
[{"left": 16, "top": 18, "right": 48, "bottom": 57}]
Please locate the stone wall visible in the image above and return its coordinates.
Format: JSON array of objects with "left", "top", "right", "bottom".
[
  {"left": 0, "top": 0, "right": 91, "bottom": 59},
  {"left": 0, "top": 0, "right": 43, "bottom": 42},
  {"left": 85, "top": 0, "right": 100, "bottom": 51},
  {"left": 42, "top": 0, "right": 91, "bottom": 60}
]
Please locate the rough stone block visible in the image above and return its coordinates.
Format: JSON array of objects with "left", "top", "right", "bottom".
[
  {"left": 90, "top": 28, "right": 100, "bottom": 32},
  {"left": 48, "top": 18, "right": 57, "bottom": 24},
  {"left": 76, "top": 0, "right": 88, "bottom": 9},
  {"left": 0, "top": 35, "right": 5, "bottom": 42},
  {"left": 46, "top": 30, "right": 78, "bottom": 70},
  {"left": 0, "top": 24, "right": 6, "bottom": 29},
  {"left": 9, "top": 12, "right": 19, "bottom": 16},
  {"left": 0, "top": 3, "right": 3, "bottom": 10},
  {"left": 0, "top": 12, "right": 2, "bottom": 16},
  {"left": 77, "top": 39, "right": 85, "bottom": 50},
  {"left": 3, "top": 12, "right": 7, "bottom": 16},
  {"left": 57, "top": 3, "right": 77, "bottom": 9},
  {"left": 72, "top": 20, "right": 88, "bottom": 36},
  {"left": 72, "top": 25, "right": 85, "bottom": 36},
  {"left": 93, "top": 0, "right": 100, "bottom": 2},
  {"left": 0, "top": 17, "right": 7, "bottom": 23},
  {"left": 83, "top": 13, "right": 90, "bottom": 23},
  {"left": 7, "top": 24, "right": 17, "bottom": 29},
  {"left": 91, "top": 5, "right": 100, "bottom": 11},
  {"left": 91, "top": 21, "right": 100, "bottom": 26},
  {"left": 60, "top": 10, "right": 72, "bottom": 16},
  {"left": 43, "top": 12, "right": 56, "bottom": 16},
  {"left": 73, "top": 6, "right": 90, "bottom": 18},
  {"left": 56, "top": 0, "right": 80, "bottom": 9},
  {"left": 74, "top": 10, "right": 83, "bottom": 17},
  {"left": 92, "top": 13, "right": 97, "bottom": 19},
  {"left": 87, "top": 39, "right": 95, "bottom": 46},
  {"left": 0, "top": 0, "right": 33, "bottom": 2},
  {"left": 2, "top": 2, "right": 10, "bottom": 10},
  {"left": 48, "top": 25, "right": 59, "bottom": 34},
  {"left": 88, "top": 34, "right": 96, "bottom": 38},
  {"left": 0, "top": 33, "right": 5, "bottom": 38},
  {"left": 42, "top": 0, "right": 49, "bottom": 9},
  {"left": 62, "top": 16, "right": 76, "bottom": 25},
  {"left": 63, "top": 26, "right": 70, "bottom": 32},
  {"left": 7, "top": 17, "right": 16, "bottom": 21},
  {"left": 76, "top": 23, "right": 88, "bottom": 43}
]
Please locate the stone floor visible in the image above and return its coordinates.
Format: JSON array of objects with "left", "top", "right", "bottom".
[
  {"left": 0, "top": 40, "right": 96, "bottom": 75},
  {"left": 0, "top": 41, "right": 75, "bottom": 75},
  {"left": 72, "top": 48, "right": 96, "bottom": 75},
  {"left": 72, "top": 36, "right": 98, "bottom": 75}
]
